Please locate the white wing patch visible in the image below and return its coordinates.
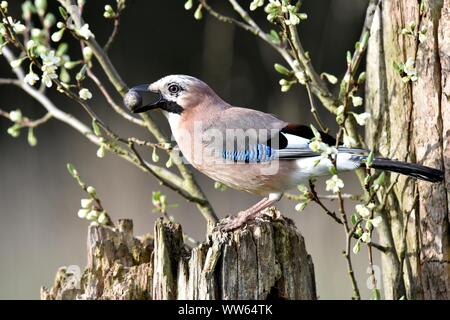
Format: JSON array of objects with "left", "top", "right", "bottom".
[{"left": 281, "top": 132, "right": 310, "bottom": 148}]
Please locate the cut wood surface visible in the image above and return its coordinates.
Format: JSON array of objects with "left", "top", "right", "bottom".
[{"left": 41, "top": 209, "right": 316, "bottom": 300}]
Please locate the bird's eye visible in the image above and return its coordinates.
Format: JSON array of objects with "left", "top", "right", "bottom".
[{"left": 168, "top": 84, "right": 181, "bottom": 94}]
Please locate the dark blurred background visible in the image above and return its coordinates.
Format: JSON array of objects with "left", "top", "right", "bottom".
[{"left": 0, "top": 0, "right": 378, "bottom": 299}]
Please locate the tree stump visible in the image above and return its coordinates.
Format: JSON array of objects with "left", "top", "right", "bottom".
[{"left": 41, "top": 209, "right": 316, "bottom": 300}]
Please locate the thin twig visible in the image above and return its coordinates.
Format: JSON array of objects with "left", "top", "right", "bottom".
[
  {"left": 0, "top": 107, "right": 52, "bottom": 127},
  {"left": 87, "top": 69, "right": 146, "bottom": 127},
  {"left": 104, "top": 18, "right": 120, "bottom": 52},
  {"left": 285, "top": 192, "right": 362, "bottom": 202},
  {"left": 305, "top": 82, "right": 329, "bottom": 133},
  {"left": 129, "top": 142, "right": 209, "bottom": 207}
]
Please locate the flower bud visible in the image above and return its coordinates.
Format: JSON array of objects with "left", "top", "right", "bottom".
[{"left": 80, "top": 198, "right": 94, "bottom": 209}]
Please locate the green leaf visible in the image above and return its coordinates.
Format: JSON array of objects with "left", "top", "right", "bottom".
[
  {"left": 97, "top": 211, "right": 107, "bottom": 224},
  {"left": 274, "top": 63, "right": 291, "bottom": 76},
  {"left": 67, "top": 163, "right": 78, "bottom": 177},
  {"left": 355, "top": 226, "right": 363, "bottom": 237},
  {"left": 96, "top": 145, "right": 106, "bottom": 158},
  {"left": 56, "top": 42, "right": 68, "bottom": 56},
  {"left": 328, "top": 166, "right": 337, "bottom": 175},
  {"left": 165, "top": 156, "right": 173, "bottom": 168},
  {"left": 92, "top": 119, "right": 101, "bottom": 136},
  {"left": 357, "top": 72, "right": 366, "bottom": 84},
  {"left": 22, "top": 1, "right": 36, "bottom": 19},
  {"left": 360, "top": 32, "right": 369, "bottom": 50},
  {"left": 152, "top": 147, "right": 159, "bottom": 162},
  {"left": 352, "top": 240, "right": 361, "bottom": 254},
  {"left": 184, "top": 0, "right": 193, "bottom": 10},
  {"left": 351, "top": 214, "right": 359, "bottom": 225},
  {"left": 76, "top": 64, "right": 87, "bottom": 81},
  {"left": 346, "top": 51, "right": 352, "bottom": 64},
  {"left": 321, "top": 72, "right": 338, "bottom": 84},
  {"left": 44, "top": 12, "right": 56, "bottom": 28},
  {"left": 309, "top": 124, "right": 321, "bottom": 140},
  {"left": 374, "top": 171, "right": 385, "bottom": 187},
  {"left": 59, "top": 67, "right": 70, "bottom": 83},
  {"left": 372, "top": 288, "right": 381, "bottom": 300},
  {"left": 58, "top": 6, "right": 67, "bottom": 20},
  {"left": 365, "top": 219, "right": 373, "bottom": 231},
  {"left": 34, "top": 0, "right": 47, "bottom": 16},
  {"left": 194, "top": 4, "right": 203, "bottom": 20},
  {"left": 297, "top": 184, "right": 308, "bottom": 194},
  {"left": 214, "top": 181, "right": 228, "bottom": 191},
  {"left": 366, "top": 151, "right": 375, "bottom": 167},
  {"left": 364, "top": 174, "right": 371, "bottom": 186},
  {"left": 295, "top": 202, "right": 307, "bottom": 212},
  {"left": 268, "top": 30, "right": 281, "bottom": 45},
  {"left": 393, "top": 61, "right": 403, "bottom": 73},
  {"left": 152, "top": 191, "right": 161, "bottom": 205},
  {"left": 160, "top": 194, "right": 168, "bottom": 208},
  {"left": 27, "top": 127, "right": 37, "bottom": 146}
]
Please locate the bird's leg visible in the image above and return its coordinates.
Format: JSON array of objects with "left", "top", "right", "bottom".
[{"left": 219, "top": 194, "right": 281, "bottom": 231}]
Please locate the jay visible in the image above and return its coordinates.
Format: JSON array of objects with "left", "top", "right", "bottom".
[{"left": 124, "top": 75, "right": 444, "bottom": 230}]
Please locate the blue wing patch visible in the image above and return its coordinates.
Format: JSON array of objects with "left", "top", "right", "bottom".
[{"left": 222, "top": 144, "right": 275, "bottom": 163}]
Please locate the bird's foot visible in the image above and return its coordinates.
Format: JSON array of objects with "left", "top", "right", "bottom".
[{"left": 218, "top": 210, "right": 261, "bottom": 232}]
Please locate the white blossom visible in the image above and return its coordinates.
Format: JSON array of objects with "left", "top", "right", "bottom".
[
  {"left": 403, "top": 57, "right": 417, "bottom": 81},
  {"left": 325, "top": 175, "right": 344, "bottom": 193},
  {"left": 295, "top": 202, "right": 307, "bottom": 211},
  {"left": 86, "top": 186, "right": 96, "bottom": 194},
  {"left": 86, "top": 210, "right": 98, "bottom": 221},
  {"left": 81, "top": 198, "right": 94, "bottom": 209},
  {"left": 1, "top": 1, "right": 8, "bottom": 9},
  {"left": 79, "top": 88, "right": 92, "bottom": 100},
  {"left": 10, "top": 58, "right": 24, "bottom": 69},
  {"left": 371, "top": 216, "right": 383, "bottom": 228},
  {"left": 41, "top": 66, "right": 58, "bottom": 87},
  {"left": 41, "top": 50, "right": 61, "bottom": 66},
  {"left": 3, "top": 16, "right": 26, "bottom": 34},
  {"left": 361, "top": 232, "right": 371, "bottom": 243},
  {"left": 9, "top": 109, "right": 22, "bottom": 122},
  {"left": 309, "top": 140, "right": 337, "bottom": 158},
  {"left": 353, "top": 112, "right": 371, "bottom": 126},
  {"left": 31, "top": 28, "right": 42, "bottom": 37},
  {"left": 26, "top": 39, "right": 36, "bottom": 50},
  {"left": 323, "top": 145, "right": 338, "bottom": 157},
  {"left": 343, "top": 132, "right": 356, "bottom": 147},
  {"left": 351, "top": 95, "right": 363, "bottom": 107},
  {"left": 96, "top": 145, "right": 106, "bottom": 158},
  {"left": 82, "top": 46, "right": 93, "bottom": 61},
  {"left": 97, "top": 212, "right": 107, "bottom": 224},
  {"left": 51, "top": 29, "right": 64, "bottom": 42},
  {"left": 355, "top": 204, "right": 371, "bottom": 218},
  {"left": 77, "top": 208, "right": 89, "bottom": 219},
  {"left": 309, "top": 140, "right": 323, "bottom": 153},
  {"left": 24, "top": 71, "right": 40, "bottom": 86},
  {"left": 286, "top": 12, "right": 300, "bottom": 25},
  {"left": 76, "top": 23, "right": 94, "bottom": 40}
]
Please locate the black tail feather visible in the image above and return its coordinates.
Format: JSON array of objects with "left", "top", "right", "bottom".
[{"left": 370, "top": 158, "right": 444, "bottom": 183}]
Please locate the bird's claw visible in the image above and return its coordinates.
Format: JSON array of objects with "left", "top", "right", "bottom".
[
  {"left": 217, "top": 210, "right": 263, "bottom": 232},
  {"left": 217, "top": 215, "right": 247, "bottom": 232}
]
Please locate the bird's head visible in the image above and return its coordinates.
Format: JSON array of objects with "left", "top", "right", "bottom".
[{"left": 125, "top": 75, "right": 224, "bottom": 115}]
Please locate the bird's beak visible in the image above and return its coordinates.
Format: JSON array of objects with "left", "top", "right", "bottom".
[{"left": 125, "top": 84, "right": 167, "bottom": 113}]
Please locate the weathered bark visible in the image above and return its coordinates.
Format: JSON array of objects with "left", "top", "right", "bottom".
[
  {"left": 366, "top": 0, "right": 449, "bottom": 299},
  {"left": 41, "top": 209, "right": 316, "bottom": 300}
]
